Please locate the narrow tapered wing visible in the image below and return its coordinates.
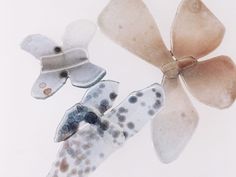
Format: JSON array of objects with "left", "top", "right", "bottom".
[
  {"left": 182, "top": 56, "right": 236, "bottom": 109},
  {"left": 62, "top": 20, "right": 97, "bottom": 50},
  {"left": 81, "top": 80, "right": 119, "bottom": 114},
  {"left": 68, "top": 62, "right": 106, "bottom": 88},
  {"left": 47, "top": 123, "right": 125, "bottom": 177},
  {"left": 21, "top": 34, "right": 57, "bottom": 59},
  {"left": 105, "top": 83, "right": 165, "bottom": 140},
  {"left": 31, "top": 71, "right": 67, "bottom": 99},
  {"left": 152, "top": 77, "right": 198, "bottom": 163},
  {"left": 98, "top": 0, "right": 172, "bottom": 68},
  {"left": 171, "top": 0, "right": 225, "bottom": 59}
]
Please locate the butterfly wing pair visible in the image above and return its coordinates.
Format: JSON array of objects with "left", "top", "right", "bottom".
[
  {"left": 98, "top": 0, "right": 236, "bottom": 163},
  {"left": 47, "top": 80, "right": 164, "bottom": 177},
  {"left": 21, "top": 20, "right": 106, "bottom": 99}
]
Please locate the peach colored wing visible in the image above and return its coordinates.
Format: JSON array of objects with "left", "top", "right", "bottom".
[
  {"left": 182, "top": 56, "right": 236, "bottom": 109},
  {"left": 171, "top": 0, "right": 225, "bottom": 59},
  {"left": 152, "top": 76, "right": 198, "bottom": 163},
  {"left": 98, "top": 0, "right": 172, "bottom": 68}
]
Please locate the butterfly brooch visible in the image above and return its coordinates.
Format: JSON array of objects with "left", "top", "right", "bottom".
[
  {"left": 47, "top": 80, "right": 164, "bottom": 177},
  {"left": 98, "top": 0, "right": 236, "bottom": 163},
  {"left": 21, "top": 20, "right": 106, "bottom": 99}
]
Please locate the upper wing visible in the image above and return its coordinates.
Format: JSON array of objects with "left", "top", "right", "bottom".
[
  {"left": 152, "top": 76, "right": 198, "bottom": 163},
  {"left": 81, "top": 80, "right": 119, "bottom": 114},
  {"left": 98, "top": 0, "right": 172, "bottom": 68},
  {"left": 68, "top": 62, "right": 106, "bottom": 88},
  {"left": 31, "top": 71, "right": 67, "bottom": 99},
  {"left": 105, "top": 83, "right": 164, "bottom": 140},
  {"left": 171, "top": 0, "right": 225, "bottom": 59},
  {"left": 21, "top": 34, "right": 58, "bottom": 59},
  {"left": 182, "top": 56, "right": 236, "bottom": 109},
  {"left": 62, "top": 20, "right": 97, "bottom": 50},
  {"left": 47, "top": 124, "right": 125, "bottom": 177}
]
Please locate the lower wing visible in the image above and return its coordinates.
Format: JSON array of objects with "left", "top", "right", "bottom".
[
  {"left": 31, "top": 71, "right": 67, "bottom": 99},
  {"left": 182, "top": 55, "right": 236, "bottom": 109},
  {"left": 152, "top": 76, "right": 198, "bottom": 163},
  {"left": 47, "top": 123, "right": 125, "bottom": 177}
]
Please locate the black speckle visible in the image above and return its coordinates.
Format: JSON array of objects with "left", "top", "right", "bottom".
[
  {"left": 148, "top": 110, "right": 155, "bottom": 116},
  {"left": 99, "top": 153, "right": 104, "bottom": 158},
  {"left": 129, "top": 96, "right": 137, "bottom": 103},
  {"left": 67, "top": 115, "right": 75, "bottom": 123},
  {"left": 99, "top": 83, "right": 105, "bottom": 88},
  {"left": 62, "top": 125, "right": 69, "bottom": 132},
  {"left": 153, "top": 100, "right": 161, "bottom": 109},
  {"left": 60, "top": 71, "right": 68, "bottom": 78},
  {"left": 76, "top": 105, "right": 87, "bottom": 112},
  {"left": 54, "top": 46, "right": 62, "bottom": 53},
  {"left": 136, "top": 92, "right": 143, "bottom": 97},
  {"left": 141, "top": 102, "right": 146, "bottom": 106},
  {"left": 84, "top": 112, "right": 99, "bottom": 125},
  {"left": 117, "top": 114, "right": 126, "bottom": 122},
  {"left": 112, "top": 131, "right": 120, "bottom": 138},
  {"left": 100, "top": 120, "right": 109, "bottom": 131},
  {"left": 109, "top": 92, "right": 117, "bottom": 100},
  {"left": 118, "top": 107, "right": 128, "bottom": 113},
  {"left": 127, "top": 122, "right": 135, "bottom": 129},
  {"left": 152, "top": 88, "right": 156, "bottom": 92},
  {"left": 156, "top": 92, "right": 162, "bottom": 98},
  {"left": 93, "top": 92, "right": 99, "bottom": 98},
  {"left": 123, "top": 131, "right": 128, "bottom": 138},
  {"left": 85, "top": 95, "right": 92, "bottom": 101},
  {"left": 97, "top": 128, "right": 104, "bottom": 137},
  {"left": 99, "top": 99, "right": 109, "bottom": 113}
]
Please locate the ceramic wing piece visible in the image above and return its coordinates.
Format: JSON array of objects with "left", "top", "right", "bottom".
[
  {"left": 98, "top": 0, "right": 236, "bottom": 163},
  {"left": 21, "top": 20, "right": 106, "bottom": 99},
  {"left": 47, "top": 81, "right": 165, "bottom": 177}
]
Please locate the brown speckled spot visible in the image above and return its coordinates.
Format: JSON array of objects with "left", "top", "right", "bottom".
[
  {"left": 60, "top": 158, "right": 69, "bottom": 172},
  {"left": 84, "top": 167, "right": 91, "bottom": 174},
  {"left": 43, "top": 88, "right": 52, "bottom": 95},
  {"left": 118, "top": 25, "right": 123, "bottom": 29},
  {"left": 85, "top": 159, "right": 90, "bottom": 165},
  {"left": 71, "top": 169, "right": 77, "bottom": 175},
  {"left": 78, "top": 170, "right": 83, "bottom": 176},
  {"left": 181, "top": 112, "right": 186, "bottom": 117},
  {"left": 82, "top": 144, "right": 91, "bottom": 150},
  {"left": 39, "top": 82, "right": 47, "bottom": 88}
]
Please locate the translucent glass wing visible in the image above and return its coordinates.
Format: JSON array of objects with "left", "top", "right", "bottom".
[
  {"left": 98, "top": 0, "right": 172, "bottom": 68},
  {"left": 171, "top": 0, "right": 225, "bottom": 59},
  {"left": 105, "top": 83, "right": 165, "bottom": 140},
  {"left": 152, "top": 77, "right": 198, "bottom": 163},
  {"left": 47, "top": 124, "right": 125, "bottom": 177},
  {"left": 31, "top": 71, "right": 67, "bottom": 99},
  {"left": 21, "top": 34, "right": 57, "bottom": 59},
  {"left": 81, "top": 80, "right": 119, "bottom": 114},
  {"left": 68, "top": 62, "right": 106, "bottom": 88},
  {"left": 62, "top": 20, "right": 97, "bottom": 50},
  {"left": 182, "top": 55, "right": 236, "bottom": 109}
]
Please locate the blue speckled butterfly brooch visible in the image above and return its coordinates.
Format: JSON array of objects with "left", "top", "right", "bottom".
[
  {"left": 21, "top": 20, "right": 106, "bottom": 99},
  {"left": 47, "top": 80, "right": 164, "bottom": 177}
]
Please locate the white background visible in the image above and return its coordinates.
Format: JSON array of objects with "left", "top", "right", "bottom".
[{"left": 1, "top": 0, "right": 236, "bottom": 177}]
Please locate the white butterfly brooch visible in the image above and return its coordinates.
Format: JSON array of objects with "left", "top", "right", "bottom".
[
  {"left": 47, "top": 80, "right": 164, "bottom": 177},
  {"left": 98, "top": 0, "right": 236, "bottom": 163},
  {"left": 21, "top": 20, "right": 106, "bottom": 99}
]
